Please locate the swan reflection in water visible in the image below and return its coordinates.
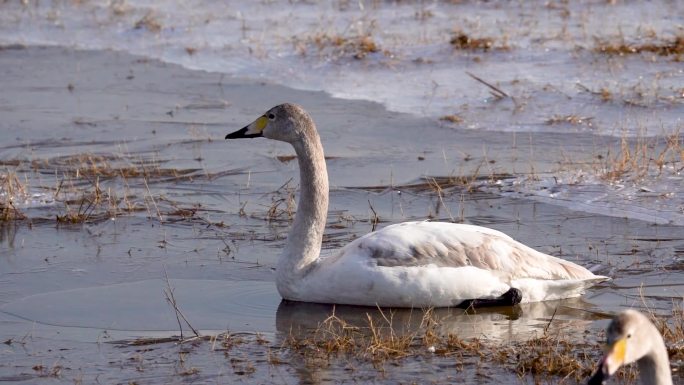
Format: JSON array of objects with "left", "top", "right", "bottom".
[{"left": 275, "top": 297, "right": 605, "bottom": 343}]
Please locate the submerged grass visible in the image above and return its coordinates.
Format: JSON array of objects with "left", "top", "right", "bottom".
[{"left": 0, "top": 152, "right": 242, "bottom": 224}]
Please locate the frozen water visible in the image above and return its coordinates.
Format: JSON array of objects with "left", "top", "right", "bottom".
[{"left": 0, "top": 1, "right": 681, "bottom": 137}]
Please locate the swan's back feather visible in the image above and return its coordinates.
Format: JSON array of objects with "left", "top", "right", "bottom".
[{"left": 344, "top": 221, "right": 596, "bottom": 281}]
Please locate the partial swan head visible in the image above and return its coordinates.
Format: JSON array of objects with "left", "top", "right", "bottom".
[
  {"left": 588, "top": 309, "right": 672, "bottom": 385},
  {"left": 225, "top": 103, "right": 314, "bottom": 144}
]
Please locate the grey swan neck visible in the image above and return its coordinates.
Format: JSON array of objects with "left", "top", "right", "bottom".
[
  {"left": 637, "top": 338, "right": 673, "bottom": 385},
  {"left": 275, "top": 128, "right": 329, "bottom": 300}
]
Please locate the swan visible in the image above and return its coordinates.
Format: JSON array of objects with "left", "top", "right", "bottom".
[
  {"left": 588, "top": 309, "right": 673, "bottom": 385},
  {"left": 225, "top": 103, "right": 609, "bottom": 308}
]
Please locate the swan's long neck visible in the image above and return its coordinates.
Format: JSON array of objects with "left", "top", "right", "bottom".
[
  {"left": 276, "top": 128, "right": 329, "bottom": 299},
  {"left": 637, "top": 336, "right": 673, "bottom": 385}
]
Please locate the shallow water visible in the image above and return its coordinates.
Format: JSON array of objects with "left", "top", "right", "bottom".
[{"left": 0, "top": 2, "right": 683, "bottom": 384}]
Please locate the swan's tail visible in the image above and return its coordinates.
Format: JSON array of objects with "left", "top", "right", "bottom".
[{"left": 513, "top": 276, "right": 610, "bottom": 303}]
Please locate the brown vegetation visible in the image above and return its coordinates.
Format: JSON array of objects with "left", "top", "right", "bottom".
[
  {"left": 439, "top": 114, "right": 464, "bottom": 124},
  {"left": 0, "top": 171, "right": 26, "bottom": 220},
  {"left": 597, "top": 132, "right": 683, "bottom": 182},
  {"left": 277, "top": 306, "right": 666, "bottom": 384},
  {"left": 115, "top": 302, "right": 683, "bottom": 384},
  {"left": 301, "top": 33, "right": 383, "bottom": 60},
  {"left": 545, "top": 114, "right": 595, "bottom": 127},
  {"left": 450, "top": 31, "right": 508, "bottom": 51},
  {"left": 508, "top": 335, "right": 596, "bottom": 382},
  {"left": 284, "top": 311, "right": 417, "bottom": 362},
  {"left": 0, "top": 152, "right": 242, "bottom": 224},
  {"left": 450, "top": 33, "right": 495, "bottom": 51},
  {"left": 595, "top": 35, "right": 684, "bottom": 57},
  {"left": 134, "top": 11, "right": 162, "bottom": 32}
]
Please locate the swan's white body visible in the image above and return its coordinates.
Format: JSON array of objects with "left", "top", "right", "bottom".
[
  {"left": 227, "top": 103, "right": 609, "bottom": 308},
  {"left": 282, "top": 221, "right": 605, "bottom": 307},
  {"left": 589, "top": 309, "right": 673, "bottom": 385}
]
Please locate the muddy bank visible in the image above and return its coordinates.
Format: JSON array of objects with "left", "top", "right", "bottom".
[{"left": 0, "top": 47, "right": 683, "bottom": 384}]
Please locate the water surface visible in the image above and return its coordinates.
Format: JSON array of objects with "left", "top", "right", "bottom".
[{"left": 0, "top": 2, "right": 683, "bottom": 384}]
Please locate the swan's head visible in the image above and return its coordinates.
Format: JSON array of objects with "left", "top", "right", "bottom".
[
  {"left": 226, "top": 103, "right": 314, "bottom": 144},
  {"left": 588, "top": 309, "right": 659, "bottom": 385}
]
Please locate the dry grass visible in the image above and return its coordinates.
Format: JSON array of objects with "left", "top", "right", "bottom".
[
  {"left": 439, "top": 114, "right": 464, "bottom": 124},
  {"left": 274, "top": 297, "right": 676, "bottom": 382},
  {"left": 595, "top": 35, "right": 684, "bottom": 58},
  {"left": 280, "top": 306, "right": 683, "bottom": 383},
  {"left": 55, "top": 178, "right": 117, "bottom": 223},
  {"left": 114, "top": 303, "right": 683, "bottom": 383},
  {"left": 280, "top": 307, "right": 607, "bottom": 383},
  {"left": 545, "top": 114, "right": 595, "bottom": 127},
  {"left": 450, "top": 31, "right": 508, "bottom": 51},
  {"left": 292, "top": 15, "right": 387, "bottom": 61},
  {"left": 284, "top": 310, "right": 417, "bottom": 363},
  {"left": 450, "top": 33, "right": 494, "bottom": 50},
  {"left": 0, "top": 171, "right": 27, "bottom": 220},
  {"left": 408, "top": 172, "right": 509, "bottom": 194},
  {"left": 507, "top": 335, "right": 596, "bottom": 382},
  {"left": 299, "top": 33, "right": 383, "bottom": 60},
  {"left": 597, "top": 132, "right": 683, "bottom": 182},
  {"left": 0, "top": 152, "right": 240, "bottom": 224},
  {"left": 133, "top": 11, "right": 162, "bottom": 32},
  {"left": 264, "top": 179, "right": 296, "bottom": 223},
  {"left": 233, "top": 178, "right": 301, "bottom": 225},
  {"left": 31, "top": 363, "right": 63, "bottom": 378},
  {"left": 577, "top": 83, "right": 615, "bottom": 102},
  {"left": 265, "top": 192, "right": 296, "bottom": 222},
  {"left": 30, "top": 153, "right": 209, "bottom": 182}
]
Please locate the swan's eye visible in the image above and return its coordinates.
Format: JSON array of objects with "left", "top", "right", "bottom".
[
  {"left": 627, "top": 333, "right": 632, "bottom": 339},
  {"left": 268, "top": 113, "right": 275, "bottom": 120}
]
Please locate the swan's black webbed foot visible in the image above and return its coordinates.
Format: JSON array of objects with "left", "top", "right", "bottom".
[{"left": 456, "top": 287, "right": 523, "bottom": 308}]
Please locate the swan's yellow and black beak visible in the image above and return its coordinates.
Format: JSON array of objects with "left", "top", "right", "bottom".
[
  {"left": 587, "top": 338, "right": 627, "bottom": 385},
  {"left": 226, "top": 116, "right": 267, "bottom": 139}
]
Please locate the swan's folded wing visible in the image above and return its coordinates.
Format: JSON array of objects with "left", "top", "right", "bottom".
[{"left": 341, "top": 221, "right": 599, "bottom": 281}]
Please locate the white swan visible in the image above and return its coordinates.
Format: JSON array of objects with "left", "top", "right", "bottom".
[
  {"left": 588, "top": 309, "right": 673, "bottom": 385},
  {"left": 226, "top": 103, "right": 609, "bottom": 308}
]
